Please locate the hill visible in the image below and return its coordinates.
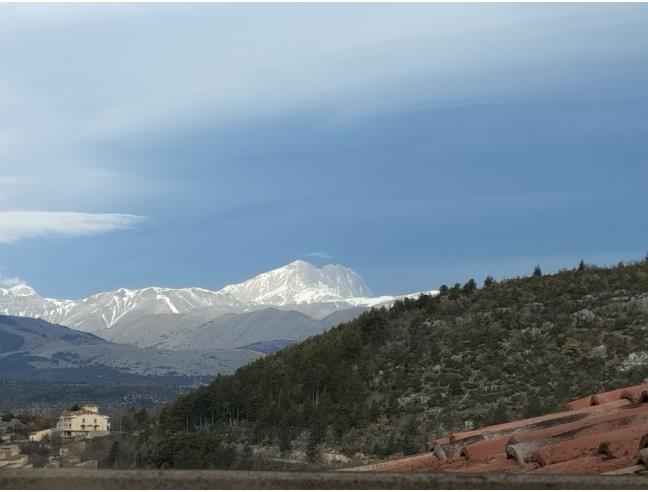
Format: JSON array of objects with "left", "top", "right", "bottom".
[
  {"left": 0, "top": 315, "right": 261, "bottom": 383},
  {"left": 155, "top": 258, "right": 648, "bottom": 468}
]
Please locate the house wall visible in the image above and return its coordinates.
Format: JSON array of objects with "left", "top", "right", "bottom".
[
  {"left": 29, "top": 429, "right": 52, "bottom": 442},
  {"left": 55, "top": 411, "right": 110, "bottom": 437}
]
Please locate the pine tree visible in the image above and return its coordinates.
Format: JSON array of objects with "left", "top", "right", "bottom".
[
  {"left": 483, "top": 275, "right": 495, "bottom": 288},
  {"left": 135, "top": 408, "right": 149, "bottom": 430},
  {"left": 278, "top": 420, "right": 291, "bottom": 452},
  {"left": 487, "top": 400, "right": 509, "bottom": 425},
  {"left": 462, "top": 278, "right": 477, "bottom": 295},
  {"left": 578, "top": 259, "right": 586, "bottom": 271},
  {"left": 307, "top": 393, "right": 330, "bottom": 462},
  {"left": 533, "top": 265, "right": 542, "bottom": 277},
  {"left": 400, "top": 415, "right": 419, "bottom": 455},
  {"left": 522, "top": 393, "right": 543, "bottom": 418},
  {"left": 107, "top": 441, "right": 120, "bottom": 468},
  {"left": 449, "top": 283, "right": 462, "bottom": 299}
]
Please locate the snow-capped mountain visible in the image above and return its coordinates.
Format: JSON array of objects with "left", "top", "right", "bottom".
[
  {"left": 0, "top": 284, "right": 65, "bottom": 319},
  {"left": 220, "top": 260, "right": 371, "bottom": 305},
  {"left": 0, "top": 284, "right": 244, "bottom": 334},
  {"left": 0, "top": 260, "right": 436, "bottom": 346}
]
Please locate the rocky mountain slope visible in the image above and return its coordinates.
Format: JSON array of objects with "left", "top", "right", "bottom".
[
  {"left": 89, "top": 306, "right": 367, "bottom": 351},
  {"left": 154, "top": 307, "right": 369, "bottom": 352},
  {"left": 156, "top": 258, "right": 648, "bottom": 467},
  {"left": 0, "top": 315, "right": 261, "bottom": 382}
]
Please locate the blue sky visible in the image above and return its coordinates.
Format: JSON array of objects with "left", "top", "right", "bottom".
[{"left": 1, "top": 4, "right": 647, "bottom": 298}]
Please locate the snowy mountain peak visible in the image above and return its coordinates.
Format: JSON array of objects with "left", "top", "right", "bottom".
[
  {"left": 220, "top": 260, "right": 371, "bottom": 306},
  {"left": 7, "top": 284, "right": 37, "bottom": 297},
  {"left": 286, "top": 259, "right": 310, "bottom": 268}
]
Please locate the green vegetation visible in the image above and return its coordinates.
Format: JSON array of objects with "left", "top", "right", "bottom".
[
  {"left": 98, "top": 407, "right": 157, "bottom": 468},
  {"left": 0, "top": 380, "right": 191, "bottom": 414},
  {"left": 150, "top": 258, "right": 648, "bottom": 468}
]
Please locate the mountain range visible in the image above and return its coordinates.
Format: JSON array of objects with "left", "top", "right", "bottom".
[
  {"left": 0, "top": 315, "right": 261, "bottom": 382},
  {"left": 0, "top": 261, "right": 371, "bottom": 327},
  {"left": 0, "top": 260, "right": 435, "bottom": 381}
]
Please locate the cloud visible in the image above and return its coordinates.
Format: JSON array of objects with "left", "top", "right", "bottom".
[
  {"left": 0, "top": 274, "right": 24, "bottom": 287},
  {"left": 303, "top": 251, "right": 334, "bottom": 260},
  {"left": 0, "top": 211, "right": 146, "bottom": 243}
]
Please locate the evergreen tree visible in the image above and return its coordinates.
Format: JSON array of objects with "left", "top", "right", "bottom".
[
  {"left": 449, "top": 283, "right": 462, "bottom": 299},
  {"left": 107, "top": 441, "right": 120, "bottom": 469},
  {"left": 241, "top": 444, "right": 254, "bottom": 469},
  {"left": 448, "top": 379, "right": 463, "bottom": 397},
  {"left": 306, "top": 421, "right": 323, "bottom": 462},
  {"left": 483, "top": 275, "right": 495, "bottom": 288},
  {"left": 522, "top": 393, "right": 543, "bottom": 418},
  {"left": 400, "top": 415, "right": 419, "bottom": 455},
  {"left": 462, "top": 278, "right": 477, "bottom": 295},
  {"left": 486, "top": 400, "right": 509, "bottom": 425},
  {"left": 278, "top": 421, "right": 291, "bottom": 452},
  {"left": 533, "top": 265, "right": 542, "bottom": 277},
  {"left": 307, "top": 392, "right": 330, "bottom": 462},
  {"left": 134, "top": 408, "right": 149, "bottom": 430},
  {"left": 578, "top": 259, "right": 586, "bottom": 271}
]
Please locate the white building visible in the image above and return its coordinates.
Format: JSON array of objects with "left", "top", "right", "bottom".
[
  {"left": 28, "top": 428, "right": 52, "bottom": 442},
  {"left": 54, "top": 404, "right": 111, "bottom": 438}
]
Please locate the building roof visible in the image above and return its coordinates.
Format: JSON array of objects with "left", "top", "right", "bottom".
[
  {"left": 59, "top": 410, "right": 97, "bottom": 417},
  {"left": 59, "top": 404, "right": 107, "bottom": 418},
  {"left": 347, "top": 382, "right": 648, "bottom": 475}
]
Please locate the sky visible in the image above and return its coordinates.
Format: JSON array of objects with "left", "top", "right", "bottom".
[{"left": 1, "top": 3, "right": 648, "bottom": 299}]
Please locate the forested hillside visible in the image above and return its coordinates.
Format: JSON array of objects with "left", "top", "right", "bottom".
[{"left": 154, "top": 258, "right": 648, "bottom": 468}]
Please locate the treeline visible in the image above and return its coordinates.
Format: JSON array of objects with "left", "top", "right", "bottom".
[{"left": 155, "top": 257, "right": 648, "bottom": 467}]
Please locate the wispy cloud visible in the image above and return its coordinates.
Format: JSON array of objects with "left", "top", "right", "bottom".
[
  {"left": 304, "top": 251, "right": 334, "bottom": 260},
  {"left": 0, "top": 211, "right": 146, "bottom": 244},
  {"left": 0, "top": 274, "right": 24, "bottom": 287}
]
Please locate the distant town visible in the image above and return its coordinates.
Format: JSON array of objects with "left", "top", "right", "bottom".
[{"left": 1, "top": 402, "right": 154, "bottom": 470}]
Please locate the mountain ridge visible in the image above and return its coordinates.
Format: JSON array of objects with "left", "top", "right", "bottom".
[
  {"left": 0, "top": 314, "right": 261, "bottom": 382},
  {"left": 0, "top": 261, "right": 436, "bottom": 347}
]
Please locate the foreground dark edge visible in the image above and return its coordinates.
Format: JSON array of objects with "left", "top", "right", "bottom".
[{"left": 1, "top": 469, "right": 647, "bottom": 490}]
